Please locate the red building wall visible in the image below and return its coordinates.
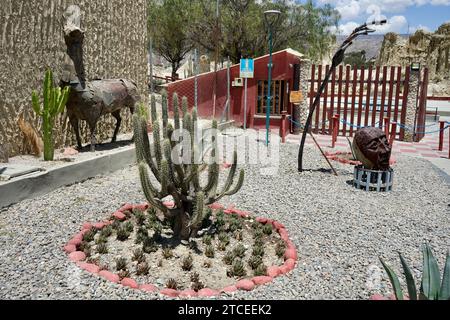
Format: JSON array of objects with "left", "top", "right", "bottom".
[{"left": 167, "top": 49, "right": 303, "bottom": 130}]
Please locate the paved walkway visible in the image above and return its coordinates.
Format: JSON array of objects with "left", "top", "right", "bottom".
[{"left": 286, "top": 122, "right": 450, "bottom": 176}]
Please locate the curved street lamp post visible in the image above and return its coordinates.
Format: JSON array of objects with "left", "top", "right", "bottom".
[{"left": 297, "top": 19, "right": 387, "bottom": 172}]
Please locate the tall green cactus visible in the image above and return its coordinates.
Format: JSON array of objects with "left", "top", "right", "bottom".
[
  {"left": 133, "top": 91, "right": 244, "bottom": 241},
  {"left": 32, "top": 69, "right": 70, "bottom": 161}
]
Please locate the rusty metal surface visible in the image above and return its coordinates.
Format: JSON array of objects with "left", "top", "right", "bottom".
[{"left": 62, "top": 5, "right": 140, "bottom": 151}]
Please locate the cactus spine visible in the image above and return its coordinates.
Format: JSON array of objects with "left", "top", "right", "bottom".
[
  {"left": 133, "top": 91, "right": 244, "bottom": 241},
  {"left": 32, "top": 69, "right": 70, "bottom": 161}
]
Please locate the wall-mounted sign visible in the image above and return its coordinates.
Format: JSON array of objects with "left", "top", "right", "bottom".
[
  {"left": 411, "top": 62, "right": 421, "bottom": 71},
  {"left": 289, "top": 90, "right": 303, "bottom": 104},
  {"left": 240, "top": 59, "right": 254, "bottom": 78}
]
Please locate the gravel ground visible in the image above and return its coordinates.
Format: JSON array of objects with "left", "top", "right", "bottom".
[{"left": 0, "top": 138, "right": 449, "bottom": 300}]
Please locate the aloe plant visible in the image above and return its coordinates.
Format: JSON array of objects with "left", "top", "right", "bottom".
[
  {"left": 379, "top": 243, "right": 450, "bottom": 300},
  {"left": 32, "top": 69, "right": 70, "bottom": 161}
]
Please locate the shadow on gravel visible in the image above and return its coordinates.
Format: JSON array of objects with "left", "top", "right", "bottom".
[{"left": 77, "top": 139, "right": 134, "bottom": 153}]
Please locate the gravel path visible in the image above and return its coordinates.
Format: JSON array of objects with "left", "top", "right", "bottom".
[{"left": 0, "top": 140, "right": 449, "bottom": 300}]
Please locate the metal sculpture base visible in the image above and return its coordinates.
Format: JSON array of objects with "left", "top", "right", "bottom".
[{"left": 353, "top": 165, "right": 393, "bottom": 192}]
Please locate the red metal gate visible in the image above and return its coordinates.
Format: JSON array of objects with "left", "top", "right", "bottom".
[{"left": 308, "top": 64, "right": 429, "bottom": 141}]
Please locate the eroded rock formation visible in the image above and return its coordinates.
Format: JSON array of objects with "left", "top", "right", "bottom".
[{"left": 378, "top": 23, "right": 450, "bottom": 96}]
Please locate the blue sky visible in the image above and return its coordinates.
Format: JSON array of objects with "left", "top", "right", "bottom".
[{"left": 310, "top": 0, "right": 450, "bottom": 34}]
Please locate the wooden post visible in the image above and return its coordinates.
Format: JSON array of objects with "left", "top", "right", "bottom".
[
  {"left": 280, "top": 111, "right": 287, "bottom": 143},
  {"left": 332, "top": 114, "right": 339, "bottom": 148},
  {"left": 384, "top": 117, "right": 390, "bottom": 137},
  {"left": 389, "top": 122, "right": 397, "bottom": 147},
  {"left": 439, "top": 121, "right": 445, "bottom": 151}
]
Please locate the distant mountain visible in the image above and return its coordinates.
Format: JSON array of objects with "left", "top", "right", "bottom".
[{"left": 335, "top": 34, "right": 409, "bottom": 60}]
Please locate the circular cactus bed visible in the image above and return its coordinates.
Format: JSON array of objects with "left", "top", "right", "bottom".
[{"left": 64, "top": 202, "right": 297, "bottom": 298}]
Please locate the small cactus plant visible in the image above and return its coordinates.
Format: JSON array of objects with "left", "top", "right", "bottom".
[
  {"left": 134, "top": 209, "right": 147, "bottom": 225},
  {"left": 203, "top": 235, "right": 212, "bottom": 246},
  {"left": 253, "top": 228, "right": 264, "bottom": 240},
  {"left": 118, "top": 269, "right": 130, "bottom": 279},
  {"left": 223, "top": 251, "right": 235, "bottom": 265},
  {"left": 132, "top": 249, "right": 145, "bottom": 263},
  {"left": 275, "top": 241, "right": 286, "bottom": 258},
  {"left": 252, "top": 245, "right": 265, "bottom": 257},
  {"left": 218, "top": 232, "right": 230, "bottom": 246},
  {"left": 143, "top": 237, "right": 157, "bottom": 253},
  {"left": 217, "top": 241, "right": 227, "bottom": 251},
  {"left": 203, "top": 260, "right": 212, "bottom": 268},
  {"left": 162, "top": 247, "right": 174, "bottom": 259},
  {"left": 116, "top": 226, "right": 130, "bottom": 241},
  {"left": 96, "top": 243, "right": 108, "bottom": 254},
  {"left": 136, "top": 226, "right": 149, "bottom": 244},
  {"left": 166, "top": 278, "right": 178, "bottom": 290},
  {"left": 136, "top": 262, "right": 150, "bottom": 276},
  {"left": 100, "top": 225, "right": 113, "bottom": 238},
  {"left": 83, "top": 228, "right": 96, "bottom": 242},
  {"left": 233, "top": 244, "right": 246, "bottom": 258},
  {"left": 248, "top": 255, "right": 263, "bottom": 270},
  {"left": 181, "top": 254, "right": 194, "bottom": 271},
  {"left": 124, "top": 221, "right": 134, "bottom": 233},
  {"left": 190, "top": 272, "right": 200, "bottom": 283},
  {"left": 32, "top": 69, "right": 70, "bottom": 161},
  {"left": 263, "top": 224, "right": 273, "bottom": 235},
  {"left": 116, "top": 257, "right": 127, "bottom": 271},
  {"left": 133, "top": 92, "right": 245, "bottom": 241},
  {"left": 228, "top": 258, "right": 246, "bottom": 277},
  {"left": 205, "top": 245, "right": 215, "bottom": 258},
  {"left": 233, "top": 230, "right": 243, "bottom": 241},
  {"left": 254, "top": 264, "right": 267, "bottom": 276}
]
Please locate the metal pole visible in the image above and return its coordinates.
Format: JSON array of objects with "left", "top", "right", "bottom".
[
  {"left": 266, "top": 27, "right": 273, "bottom": 146},
  {"left": 194, "top": 49, "right": 198, "bottom": 108},
  {"left": 226, "top": 56, "right": 230, "bottom": 121},
  {"left": 149, "top": 38, "right": 154, "bottom": 94},
  {"left": 244, "top": 77, "right": 248, "bottom": 129},
  {"left": 213, "top": 0, "right": 219, "bottom": 118}
]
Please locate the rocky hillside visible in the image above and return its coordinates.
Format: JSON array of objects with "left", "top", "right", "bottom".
[{"left": 378, "top": 23, "right": 450, "bottom": 96}]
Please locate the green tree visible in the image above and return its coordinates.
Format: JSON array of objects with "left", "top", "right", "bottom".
[
  {"left": 148, "top": 0, "right": 196, "bottom": 79},
  {"left": 343, "top": 50, "right": 373, "bottom": 67},
  {"left": 189, "top": 0, "right": 339, "bottom": 63}
]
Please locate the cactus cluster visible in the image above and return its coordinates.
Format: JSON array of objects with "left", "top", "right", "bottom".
[
  {"left": 32, "top": 69, "right": 70, "bottom": 161},
  {"left": 133, "top": 92, "right": 245, "bottom": 241}
]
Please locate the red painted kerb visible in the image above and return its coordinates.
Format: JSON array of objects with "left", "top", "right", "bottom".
[
  {"left": 166, "top": 48, "right": 305, "bottom": 132},
  {"left": 64, "top": 202, "right": 298, "bottom": 298}
]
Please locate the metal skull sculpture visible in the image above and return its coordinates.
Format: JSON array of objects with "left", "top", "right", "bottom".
[{"left": 352, "top": 127, "right": 392, "bottom": 170}]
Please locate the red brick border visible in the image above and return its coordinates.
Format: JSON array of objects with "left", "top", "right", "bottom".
[{"left": 64, "top": 202, "right": 298, "bottom": 298}]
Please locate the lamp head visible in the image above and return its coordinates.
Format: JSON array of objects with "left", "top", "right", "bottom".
[{"left": 264, "top": 10, "right": 282, "bottom": 28}]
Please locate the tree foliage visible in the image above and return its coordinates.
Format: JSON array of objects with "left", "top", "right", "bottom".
[
  {"left": 343, "top": 50, "right": 374, "bottom": 67},
  {"left": 148, "top": 0, "right": 196, "bottom": 78},
  {"left": 148, "top": 0, "right": 340, "bottom": 69}
]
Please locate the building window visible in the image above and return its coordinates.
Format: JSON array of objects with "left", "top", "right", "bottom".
[{"left": 256, "top": 80, "right": 286, "bottom": 115}]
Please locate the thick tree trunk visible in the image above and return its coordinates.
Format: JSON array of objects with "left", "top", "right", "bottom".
[{"left": 171, "top": 62, "right": 179, "bottom": 80}]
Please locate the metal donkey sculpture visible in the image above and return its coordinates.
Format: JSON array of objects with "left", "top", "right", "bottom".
[{"left": 61, "top": 5, "right": 140, "bottom": 152}]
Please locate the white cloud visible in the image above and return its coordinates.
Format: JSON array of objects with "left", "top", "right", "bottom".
[
  {"left": 410, "top": 24, "right": 432, "bottom": 32},
  {"left": 331, "top": 15, "right": 409, "bottom": 35},
  {"left": 372, "top": 15, "right": 409, "bottom": 34},
  {"left": 317, "top": 0, "right": 450, "bottom": 21}
]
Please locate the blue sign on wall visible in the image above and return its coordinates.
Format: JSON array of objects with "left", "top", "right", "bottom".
[{"left": 240, "top": 59, "right": 254, "bottom": 78}]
